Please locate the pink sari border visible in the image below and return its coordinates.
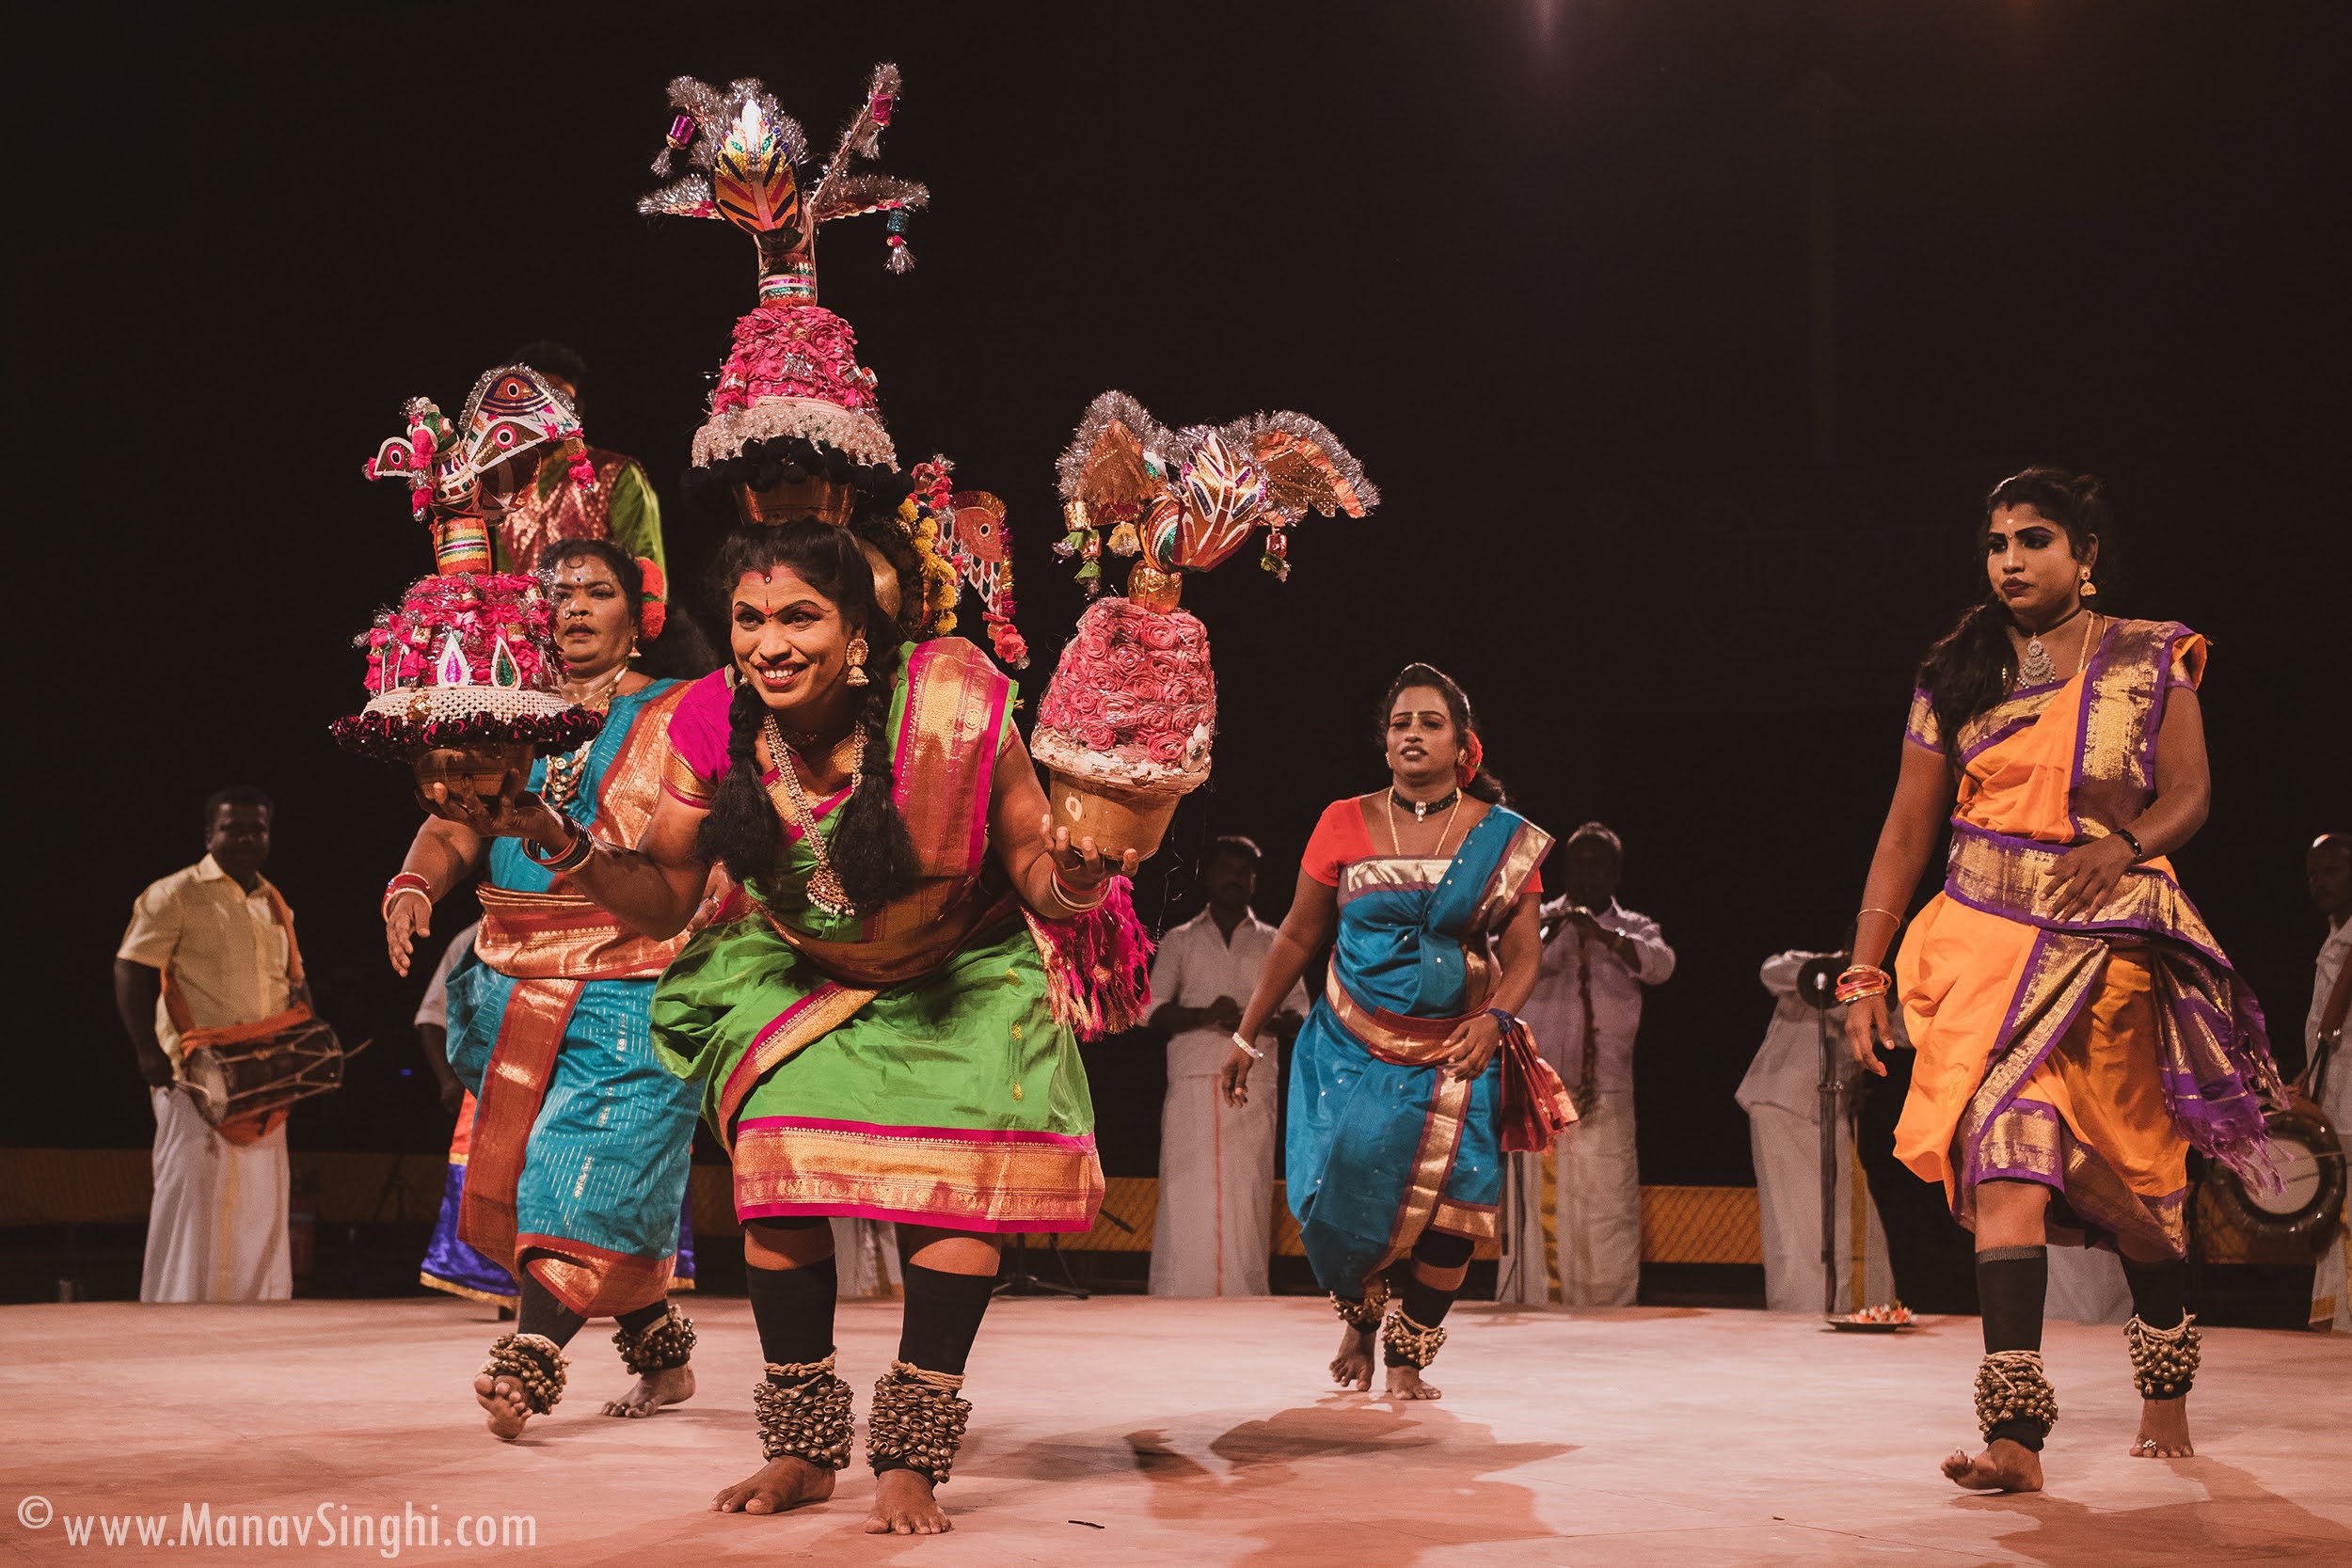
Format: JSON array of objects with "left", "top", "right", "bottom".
[
  {"left": 735, "top": 1114, "right": 1098, "bottom": 1152},
  {"left": 720, "top": 987, "right": 844, "bottom": 1119}
]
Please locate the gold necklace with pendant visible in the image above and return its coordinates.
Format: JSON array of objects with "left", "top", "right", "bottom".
[
  {"left": 1384, "top": 792, "right": 1463, "bottom": 859},
  {"left": 541, "top": 667, "right": 628, "bottom": 808},
  {"left": 764, "top": 713, "right": 866, "bottom": 918}
]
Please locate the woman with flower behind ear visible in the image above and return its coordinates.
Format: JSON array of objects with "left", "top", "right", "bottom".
[
  {"left": 1223, "top": 662, "right": 1571, "bottom": 1402},
  {"left": 1840, "top": 467, "right": 2278, "bottom": 1493}
]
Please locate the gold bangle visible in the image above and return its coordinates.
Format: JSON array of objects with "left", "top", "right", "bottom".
[
  {"left": 1835, "top": 963, "right": 1893, "bottom": 1005},
  {"left": 1857, "top": 907, "right": 1903, "bottom": 929},
  {"left": 381, "top": 884, "right": 432, "bottom": 922}
]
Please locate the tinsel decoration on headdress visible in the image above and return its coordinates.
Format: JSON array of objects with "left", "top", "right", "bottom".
[
  {"left": 637, "top": 68, "right": 1025, "bottom": 665},
  {"left": 1054, "top": 391, "right": 1377, "bottom": 597},
  {"left": 639, "top": 67, "right": 927, "bottom": 475},
  {"left": 332, "top": 364, "right": 605, "bottom": 762},
  {"left": 1028, "top": 392, "right": 1375, "bottom": 855}
]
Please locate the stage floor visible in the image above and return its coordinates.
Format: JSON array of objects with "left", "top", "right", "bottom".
[{"left": 5, "top": 1296, "right": 2347, "bottom": 1566}]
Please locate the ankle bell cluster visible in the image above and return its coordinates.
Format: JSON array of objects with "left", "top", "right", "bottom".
[
  {"left": 866, "top": 1362, "right": 975, "bottom": 1484},
  {"left": 482, "top": 1332, "right": 569, "bottom": 1415},
  {"left": 1332, "top": 1275, "right": 1391, "bottom": 1334},
  {"left": 753, "top": 1354, "right": 855, "bottom": 1471},
  {"left": 1972, "top": 1350, "right": 2058, "bottom": 1441},
  {"left": 2124, "top": 1313, "right": 2201, "bottom": 1401},
  {"left": 612, "top": 1307, "right": 697, "bottom": 1375},
  {"left": 1379, "top": 1307, "right": 1448, "bottom": 1370}
]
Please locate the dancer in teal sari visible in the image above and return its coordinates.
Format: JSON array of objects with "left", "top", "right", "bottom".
[
  {"left": 385, "top": 541, "right": 704, "bottom": 1440},
  {"left": 1228, "top": 665, "right": 1572, "bottom": 1399}
]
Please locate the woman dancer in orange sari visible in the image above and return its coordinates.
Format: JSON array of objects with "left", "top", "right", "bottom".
[{"left": 1844, "top": 468, "right": 2277, "bottom": 1493}]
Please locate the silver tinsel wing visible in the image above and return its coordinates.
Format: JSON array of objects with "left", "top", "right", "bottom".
[
  {"left": 1057, "top": 390, "right": 1176, "bottom": 521},
  {"left": 1227, "top": 410, "right": 1379, "bottom": 521},
  {"left": 808, "top": 173, "right": 930, "bottom": 226},
  {"left": 808, "top": 63, "right": 903, "bottom": 216}
]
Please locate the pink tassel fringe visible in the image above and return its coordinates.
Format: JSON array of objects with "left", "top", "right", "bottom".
[{"left": 1028, "top": 877, "right": 1153, "bottom": 1042}]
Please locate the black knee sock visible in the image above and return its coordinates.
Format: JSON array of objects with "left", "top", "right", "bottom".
[
  {"left": 1399, "top": 1270, "right": 1463, "bottom": 1324},
  {"left": 896, "top": 1262, "right": 995, "bottom": 1377},
  {"left": 614, "top": 1298, "right": 671, "bottom": 1337},
  {"left": 1977, "top": 1245, "right": 2047, "bottom": 1354},
  {"left": 2121, "top": 1256, "right": 2187, "bottom": 1328},
  {"left": 1412, "top": 1228, "right": 1475, "bottom": 1272},
  {"left": 516, "top": 1269, "right": 587, "bottom": 1349},
  {"left": 1383, "top": 1231, "right": 1474, "bottom": 1367},
  {"left": 747, "top": 1258, "right": 838, "bottom": 1375},
  {"left": 873, "top": 1265, "right": 994, "bottom": 1479},
  {"left": 1977, "top": 1244, "right": 2049, "bottom": 1450}
]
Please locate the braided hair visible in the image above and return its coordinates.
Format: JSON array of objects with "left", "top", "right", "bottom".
[
  {"left": 1916, "top": 467, "right": 2115, "bottom": 762},
  {"left": 696, "top": 522, "right": 921, "bottom": 909}
]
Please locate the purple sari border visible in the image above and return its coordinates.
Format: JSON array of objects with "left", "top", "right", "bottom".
[
  {"left": 1971, "top": 930, "right": 2101, "bottom": 1157},
  {"left": 1959, "top": 709, "right": 2045, "bottom": 768},
  {"left": 1940, "top": 821, "right": 2232, "bottom": 972}
]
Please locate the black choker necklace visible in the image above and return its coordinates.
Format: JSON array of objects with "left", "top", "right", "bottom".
[{"left": 1391, "top": 788, "right": 1459, "bottom": 821}]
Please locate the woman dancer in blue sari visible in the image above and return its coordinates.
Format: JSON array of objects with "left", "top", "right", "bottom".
[
  {"left": 386, "top": 540, "right": 706, "bottom": 1439},
  {"left": 1225, "top": 665, "right": 1569, "bottom": 1398}
]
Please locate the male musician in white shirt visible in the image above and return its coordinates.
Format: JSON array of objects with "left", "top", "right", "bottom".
[
  {"left": 112, "top": 787, "right": 295, "bottom": 1302},
  {"left": 2302, "top": 832, "right": 2352, "bottom": 1332},
  {"left": 1147, "top": 836, "right": 1307, "bottom": 1296},
  {"left": 1502, "top": 822, "right": 1676, "bottom": 1307}
]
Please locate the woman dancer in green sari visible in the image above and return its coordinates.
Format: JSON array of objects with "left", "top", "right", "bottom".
[{"left": 447, "top": 520, "right": 1142, "bottom": 1534}]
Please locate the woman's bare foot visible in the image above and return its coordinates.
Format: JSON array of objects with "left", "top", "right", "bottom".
[
  {"left": 473, "top": 1372, "right": 533, "bottom": 1441},
  {"left": 1940, "top": 1438, "right": 2043, "bottom": 1493},
  {"left": 711, "top": 1456, "right": 835, "bottom": 1514},
  {"left": 602, "top": 1364, "right": 695, "bottom": 1418},
  {"left": 1382, "top": 1364, "right": 1442, "bottom": 1401},
  {"left": 865, "top": 1467, "right": 950, "bottom": 1534},
  {"left": 2129, "top": 1395, "right": 2192, "bottom": 1458},
  {"left": 1329, "top": 1323, "right": 1376, "bottom": 1391}
]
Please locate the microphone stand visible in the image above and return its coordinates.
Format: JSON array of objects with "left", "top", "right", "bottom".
[{"left": 1794, "top": 955, "right": 1844, "bottom": 1318}]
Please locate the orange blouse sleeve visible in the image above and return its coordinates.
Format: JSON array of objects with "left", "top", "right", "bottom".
[{"left": 1302, "top": 798, "right": 1373, "bottom": 887}]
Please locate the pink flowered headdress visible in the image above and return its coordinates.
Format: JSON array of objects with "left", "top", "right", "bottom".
[
  {"left": 638, "top": 69, "right": 1026, "bottom": 665},
  {"left": 640, "top": 68, "right": 926, "bottom": 498}
]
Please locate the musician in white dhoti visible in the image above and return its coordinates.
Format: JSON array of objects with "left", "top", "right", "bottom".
[
  {"left": 2301, "top": 832, "right": 2352, "bottom": 1333},
  {"left": 111, "top": 788, "right": 294, "bottom": 1303},
  {"left": 1737, "top": 950, "right": 1898, "bottom": 1312},
  {"left": 1148, "top": 836, "right": 1308, "bottom": 1296},
  {"left": 1502, "top": 823, "right": 1675, "bottom": 1307}
]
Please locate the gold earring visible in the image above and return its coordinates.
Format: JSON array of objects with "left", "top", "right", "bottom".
[
  {"left": 845, "top": 636, "right": 870, "bottom": 688},
  {"left": 2079, "top": 566, "right": 2097, "bottom": 598}
]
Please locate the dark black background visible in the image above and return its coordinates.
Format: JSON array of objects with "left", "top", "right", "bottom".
[{"left": 12, "top": 4, "right": 2344, "bottom": 1192}]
